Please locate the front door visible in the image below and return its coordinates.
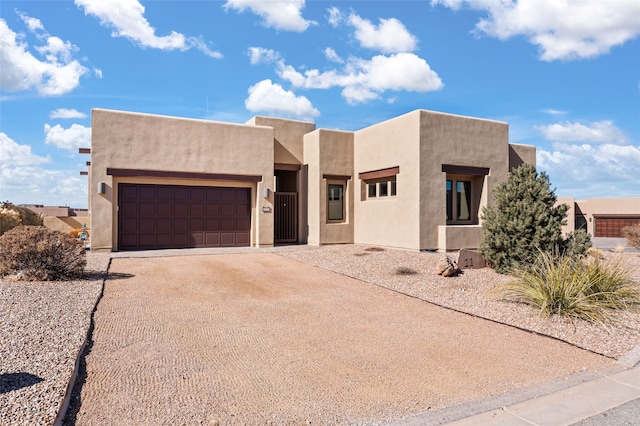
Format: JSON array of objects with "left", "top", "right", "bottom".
[{"left": 274, "top": 192, "right": 297, "bottom": 243}]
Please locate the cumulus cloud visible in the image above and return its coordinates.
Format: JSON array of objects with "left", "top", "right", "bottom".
[
  {"left": 432, "top": 0, "right": 640, "bottom": 61},
  {"left": 327, "top": 6, "right": 343, "bottom": 28},
  {"left": 277, "top": 52, "right": 443, "bottom": 104},
  {"left": 44, "top": 123, "right": 92, "bottom": 151},
  {"left": 535, "top": 120, "right": 629, "bottom": 145},
  {"left": 0, "top": 17, "right": 88, "bottom": 95},
  {"left": 348, "top": 13, "right": 417, "bottom": 53},
  {"left": 0, "top": 132, "right": 86, "bottom": 206},
  {"left": 75, "top": 0, "right": 222, "bottom": 58},
  {"left": 224, "top": 0, "right": 316, "bottom": 32},
  {"left": 245, "top": 79, "right": 319, "bottom": 119},
  {"left": 248, "top": 47, "right": 281, "bottom": 65},
  {"left": 50, "top": 108, "right": 87, "bottom": 119},
  {"left": 324, "top": 47, "right": 343, "bottom": 63},
  {"left": 537, "top": 143, "right": 640, "bottom": 198}
]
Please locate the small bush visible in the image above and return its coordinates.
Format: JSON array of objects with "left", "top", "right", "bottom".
[
  {"left": 395, "top": 266, "right": 418, "bottom": 275},
  {"left": 493, "top": 251, "right": 640, "bottom": 327},
  {"left": 0, "top": 226, "right": 86, "bottom": 281},
  {"left": 561, "top": 229, "right": 592, "bottom": 258},
  {"left": 0, "top": 202, "right": 43, "bottom": 235},
  {"left": 69, "top": 228, "right": 90, "bottom": 239},
  {"left": 623, "top": 224, "right": 640, "bottom": 250}
]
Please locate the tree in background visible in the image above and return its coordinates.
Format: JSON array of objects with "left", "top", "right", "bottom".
[
  {"left": 479, "top": 164, "right": 590, "bottom": 273},
  {"left": 0, "top": 202, "right": 44, "bottom": 235}
]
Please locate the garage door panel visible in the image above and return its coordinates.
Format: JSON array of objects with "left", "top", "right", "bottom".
[{"left": 118, "top": 184, "right": 251, "bottom": 250}]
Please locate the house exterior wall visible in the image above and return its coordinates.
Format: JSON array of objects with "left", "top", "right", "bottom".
[
  {"left": 353, "top": 111, "right": 422, "bottom": 249},
  {"left": 90, "top": 109, "right": 275, "bottom": 252},
  {"left": 43, "top": 216, "right": 90, "bottom": 233},
  {"left": 509, "top": 143, "right": 536, "bottom": 170},
  {"left": 574, "top": 198, "right": 640, "bottom": 236},
  {"left": 419, "top": 110, "right": 511, "bottom": 251},
  {"left": 247, "top": 116, "right": 316, "bottom": 165},
  {"left": 304, "top": 129, "right": 354, "bottom": 245}
]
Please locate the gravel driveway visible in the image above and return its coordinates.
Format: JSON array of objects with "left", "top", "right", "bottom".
[{"left": 67, "top": 253, "right": 611, "bottom": 425}]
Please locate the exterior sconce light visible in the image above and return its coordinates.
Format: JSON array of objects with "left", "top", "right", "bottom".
[
  {"left": 263, "top": 188, "right": 270, "bottom": 198},
  {"left": 98, "top": 182, "right": 106, "bottom": 194}
]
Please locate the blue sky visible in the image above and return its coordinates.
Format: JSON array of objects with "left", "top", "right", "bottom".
[{"left": 1, "top": 0, "right": 639, "bottom": 208}]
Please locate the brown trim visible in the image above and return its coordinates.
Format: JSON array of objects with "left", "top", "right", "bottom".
[
  {"left": 442, "top": 164, "right": 490, "bottom": 176},
  {"left": 274, "top": 163, "right": 301, "bottom": 171},
  {"left": 106, "top": 168, "right": 262, "bottom": 182},
  {"left": 80, "top": 171, "right": 88, "bottom": 175},
  {"left": 594, "top": 214, "right": 640, "bottom": 219},
  {"left": 323, "top": 174, "right": 352, "bottom": 181},
  {"left": 358, "top": 166, "right": 399, "bottom": 181},
  {"left": 79, "top": 148, "right": 91, "bottom": 154}
]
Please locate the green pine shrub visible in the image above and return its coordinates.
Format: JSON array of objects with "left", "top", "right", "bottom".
[
  {"left": 0, "top": 226, "right": 86, "bottom": 281},
  {"left": 493, "top": 251, "right": 640, "bottom": 326},
  {"left": 479, "top": 164, "right": 590, "bottom": 273}
]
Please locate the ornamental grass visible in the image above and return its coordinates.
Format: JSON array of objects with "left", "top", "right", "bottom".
[{"left": 493, "top": 251, "right": 640, "bottom": 327}]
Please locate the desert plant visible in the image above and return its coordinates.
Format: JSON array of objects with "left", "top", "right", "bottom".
[
  {"left": 561, "top": 229, "right": 592, "bottom": 258},
  {"left": 480, "top": 164, "right": 577, "bottom": 273},
  {"left": 493, "top": 251, "right": 640, "bottom": 326},
  {"left": 395, "top": 266, "right": 418, "bottom": 275},
  {"left": 0, "top": 226, "right": 86, "bottom": 280},
  {"left": 0, "top": 202, "right": 43, "bottom": 235},
  {"left": 623, "top": 224, "right": 640, "bottom": 250}
]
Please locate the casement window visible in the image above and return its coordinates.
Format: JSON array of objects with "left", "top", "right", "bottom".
[
  {"left": 443, "top": 165, "right": 489, "bottom": 225},
  {"left": 359, "top": 166, "right": 399, "bottom": 200},
  {"left": 328, "top": 183, "right": 345, "bottom": 221}
]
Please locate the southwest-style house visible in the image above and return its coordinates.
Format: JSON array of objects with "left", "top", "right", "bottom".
[{"left": 84, "top": 108, "right": 535, "bottom": 252}]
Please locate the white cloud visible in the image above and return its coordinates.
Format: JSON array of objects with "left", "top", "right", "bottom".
[
  {"left": 75, "top": 0, "right": 222, "bottom": 58},
  {"left": 537, "top": 143, "right": 640, "bottom": 198},
  {"left": 327, "top": 6, "right": 343, "bottom": 28},
  {"left": 541, "top": 109, "right": 567, "bottom": 116},
  {"left": 224, "top": 0, "right": 316, "bottom": 32},
  {"left": 50, "top": 108, "right": 88, "bottom": 119},
  {"left": 0, "top": 133, "right": 86, "bottom": 207},
  {"left": 248, "top": 47, "right": 281, "bottom": 65},
  {"left": 324, "top": 47, "right": 343, "bottom": 63},
  {"left": 277, "top": 52, "right": 443, "bottom": 104},
  {"left": 348, "top": 13, "right": 417, "bottom": 53},
  {"left": 44, "top": 123, "right": 92, "bottom": 151},
  {"left": 94, "top": 68, "right": 103, "bottom": 78},
  {"left": 0, "top": 18, "right": 88, "bottom": 95},
  {"left": 245, "top": 79, "right": 319, "bottom": 120},
  {"left": 432, "top": 0, "right": 640, "bottom": 61},
  {"left": 17, "top": 10, "right": 45, "bottom": 34},
  {"left": 535, "top": 120, "right": 628, "bottom": 145}
]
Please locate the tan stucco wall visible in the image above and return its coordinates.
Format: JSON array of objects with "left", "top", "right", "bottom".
[
  {"left": 438, "top": 225, "right": 484, "bottom": 252},
  {"left": 247, "top": 116, "right": 316, "bottom": 165},
  {"left": 304, "top": 129, "right": 354, "bottom": 245},
  {"left": 557, "top": 197, "right": 575, "bottom": 236},
  {"left": 418, "top": 110, "right": 511, "bottom": 251},
  {"left": 90, "top": 109, "right": 275, "bottom": 251},
  {"left": 354, "top": 111, "right": 422, "bottom": 249},
  {"left": 43, "top": 216, "right": 90, "bottom": 234},
  {"left": 509, "top": 143, "right": 536, "bottom": 170}
]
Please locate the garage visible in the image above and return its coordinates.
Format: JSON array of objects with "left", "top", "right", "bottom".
[
  {"left": 118, "top": 184, "right": 251, "bottom": 250},
  {"left": 594, "top": 215, "right": 640, "bottom": 238}
]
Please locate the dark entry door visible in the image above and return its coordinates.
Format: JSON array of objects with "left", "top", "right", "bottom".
[
  {"left": 118, "top": 184, "right": 250, "bottom": 250},
  {"left": 274, "top": 192, "right": 297, "bottom": 243}
]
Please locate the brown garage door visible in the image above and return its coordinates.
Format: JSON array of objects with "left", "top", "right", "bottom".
[
  {"left": 118, "top": 184, "right": 250, "bottom": 250},
  {"left": 594, "top": 216, "right": 640, "bottom": 238}
]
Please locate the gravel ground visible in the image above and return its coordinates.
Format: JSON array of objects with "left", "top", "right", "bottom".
[
  {"left": 280, "top": 245, "right": 640, "bottom": 360},
  {"left": 0, "top": 253, "right": 110, "bottom": 426}
]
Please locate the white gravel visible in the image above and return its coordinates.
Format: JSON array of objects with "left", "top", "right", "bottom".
[
  {"left": 0, "top": 253, "right": 110, "bottom": 426},
  {"left": 279, "top": 245, "right": 640, "bottom": 360}
]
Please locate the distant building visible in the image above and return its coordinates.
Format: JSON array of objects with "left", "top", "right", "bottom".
[
  {"left": 21, "top": 205, "right": 90, "bottom": 233},
  {"left": 559, "top": 198, "right": 640, "bottom": 238}
]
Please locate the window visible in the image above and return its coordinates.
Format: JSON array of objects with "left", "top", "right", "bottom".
[
  {"left": 328, "top": 183, "right": 344, "bottom": 221},
  {"left": 366, "top": 177, "right": 396, "bottom": 200},
  {"left": 446, "top": 176, "right": 479, "bottom": 224},
  {"left": 379, "top": 181, "right": 388, "bottom": 197},
  {"left": 368, "top": 183, "right": 377, "bottom": 198}
]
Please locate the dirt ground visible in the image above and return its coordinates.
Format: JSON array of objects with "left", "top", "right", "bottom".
[{"left": 67, "top": 253, "right": 612, "bottom": 425}]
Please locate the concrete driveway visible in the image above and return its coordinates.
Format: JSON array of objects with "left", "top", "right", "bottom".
[{"left": 69, "top": 253, "right": 610, "bottom": 425}]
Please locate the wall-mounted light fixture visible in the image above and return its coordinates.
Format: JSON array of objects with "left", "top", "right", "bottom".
[
  {"left": 263, "top": 188, "right": 270, "bottom": 198},
  {"left": 98, "top": 182, "right": 106, "bottom": 195}
]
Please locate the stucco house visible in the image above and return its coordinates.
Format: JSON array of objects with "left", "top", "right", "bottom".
[{"left": 85, "top": 108, "right": 535, "bottom": 252}]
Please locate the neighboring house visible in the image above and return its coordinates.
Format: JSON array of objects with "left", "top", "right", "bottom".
[
  {"left": 21, "top": 205, "right": 90, "bottom": 234},
  {"left": 560, "top": 197, "right": 640, "bottom": 238},
  {"left": 85, "top": 108, "right": 535, "bottom": 252}
]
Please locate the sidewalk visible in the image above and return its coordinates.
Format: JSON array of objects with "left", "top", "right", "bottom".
[{"left": 392, "top": 347, "right": 640, "bottom": 426}]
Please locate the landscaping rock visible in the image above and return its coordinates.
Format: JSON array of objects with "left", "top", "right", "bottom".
[
  {"left": 435, "top": 255, "right": 459, "bottom": 277},
  {"left": 458, "top": 249, "right": 486, "bottom": 269}
]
